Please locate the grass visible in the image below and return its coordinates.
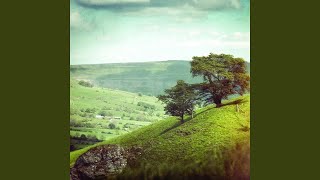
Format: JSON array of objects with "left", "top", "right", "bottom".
[
  {"left": 70, "top": 78, "right": 167, "bottom": 149},
  {"left": 70, "top": 95, "right": 250, "bottom": 178}
]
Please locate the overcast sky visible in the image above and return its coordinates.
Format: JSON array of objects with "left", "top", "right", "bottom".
[{"left": 70, "top": 0, "right": 250, "bottom": 65}]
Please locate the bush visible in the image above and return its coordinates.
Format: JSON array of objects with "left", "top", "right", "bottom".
[
  {"left": 99, "top": 111, "right": 107, "bottom": 116},
  {"left": 78, "top": 80, "right": 94, "bottom": 87},
  {"left": 123, "top": 123, "right": 130, "bottom": 128},
  {"left": 137, "top": 102, "right": 156, "bottom": 110},
  {"left": 70, "top": 119, "right": 83, "bottom": 127},
  {"left": 80, "top": 134, "right": 87, "bottom": 140},
  {"left": 85, "top": 108, "right": 96, "bottom": 113},
  {"left": 108, "top": 123, "right": 116, "bottom": 129}
]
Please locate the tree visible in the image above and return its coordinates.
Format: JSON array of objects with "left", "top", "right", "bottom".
[
  {"left": 158, "top": 80, "right": 197, "bottom": 123},
  {"left": 108, "top": 123, "right": 116, "bottom": 129},
  {"left": 191, "top": 53, "right": 250, "bottom": 107}
]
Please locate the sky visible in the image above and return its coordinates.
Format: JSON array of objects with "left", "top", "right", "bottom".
[{"left": 70, "top": 0, "right": 250, "bottom": 65}]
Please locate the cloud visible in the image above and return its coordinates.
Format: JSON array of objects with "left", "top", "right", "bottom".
[
  {"left": 177, "top": 31, "right": 250, "bottom": 50},
  {"left": 193, "top": 0, "right": 241, "bottom": 10},
  {"left": 76, "top": 0, "right": 150, "bottom": 9},
  {"left": 70, "top": 10, "right": 94, "bottom": 31},
  {"left": 121, "top": 4, "right": 208, "bottom": 23},
  {"left": 75, "top": 0, "right": 242, "bottom": 11}
]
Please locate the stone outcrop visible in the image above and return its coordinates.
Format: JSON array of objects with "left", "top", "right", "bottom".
[{"left": 70, "top": 145, "right": 142, "bottom": 180}]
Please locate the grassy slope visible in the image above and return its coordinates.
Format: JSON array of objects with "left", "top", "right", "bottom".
[
  {"left": 70, "top": 78, "right": 166, "bottom": 142},
  {"left": 70, "top": 95, "right": 250, "bottom": 172}
]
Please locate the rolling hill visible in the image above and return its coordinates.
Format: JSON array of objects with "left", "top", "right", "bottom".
[
  {"left": 70, "top": 60, "right": 250, "bottom": 96},
  {"left": 70, "top": 78, "right": 167, "bottom": 150},
  {"left": 70, "top": 95, "right": 250, "bottom": 179}
]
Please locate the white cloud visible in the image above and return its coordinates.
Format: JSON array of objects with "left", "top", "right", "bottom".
[
  {"left": 70, "top": 11, "right": 93, "bottom": 31},
  {"left": 76, "top": 0, "right": 242, "bottom": 11},
  {"left": 194, "top": 0, "right": 241, "bottom": 10},
  {"left": 123, "top": 4, "right": 208, "bottom": 23},
  {"left": 178, "top": 31, "right": 250, "bottom": 49},
  {"left": 77, "top": 0, "right": 150, "bottom": 6}
]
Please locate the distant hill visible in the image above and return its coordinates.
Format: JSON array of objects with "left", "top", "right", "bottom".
[
  {"left": 70, "top": 60, "right": 250, "bottom": 96},
  {"left": 70, "top": 95, "right": 250, "bottom": 179}
]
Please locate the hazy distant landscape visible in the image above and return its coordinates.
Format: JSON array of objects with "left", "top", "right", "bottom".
[{"left": 71, "top": 60, "right": 250, "bottom": 96}]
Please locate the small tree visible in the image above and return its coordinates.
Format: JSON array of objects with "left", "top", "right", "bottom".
[
  {"left": 158, "top": 80, "right": 197, "bottom": 123},
  {"left": 108, "top": 123, "right": 116, "bottom": 129},
  {"left": 191, "top": 53, "right": 250, "bottom": 107}
]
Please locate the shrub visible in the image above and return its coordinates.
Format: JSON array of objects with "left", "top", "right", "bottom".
[
  {"left": 108, "top": 123, "right": 116, "bottom": 129},
  {"left": 80, "top": 134, "right": 87, "bottom": 140},
  {"left": 99, "top": 111, "right": 107, "bottom": 116},
  {"left": 85, "top": 108, "right": 96, "bottom": 113},
  {"left": 78, "top": 80, "right": 94, "bottom": 87},
  {"left": 137, "top": 102, "right": 156, "bottom": 110},
  {"left": 123, "top": 123, "right": 130, "bottom": 128}
]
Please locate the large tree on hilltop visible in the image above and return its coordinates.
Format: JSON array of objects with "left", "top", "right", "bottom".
[
  {"left": 157, "top": 80, "right": 197, "bottom": 123},
  {"left": 190, "top": 53, "right": 250, "bottom": 107}
]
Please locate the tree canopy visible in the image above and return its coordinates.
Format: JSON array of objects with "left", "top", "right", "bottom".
[
  {"left": 191, "top": 53, "right": 250, "bottom": 107},
  {"left": 157, "top": 80, "right": 197, "bottom": 123}
]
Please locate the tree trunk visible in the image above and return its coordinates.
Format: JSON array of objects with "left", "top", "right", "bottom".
[
  {"left": 180, "top": 115, "right": 184, "bottom": 123},
  {"left": 214, "top": 98, "right": 222, "bottom": 108}
]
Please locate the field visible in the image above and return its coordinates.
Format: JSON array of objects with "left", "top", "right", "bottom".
[
  {"left": 70, "top": 78, "right": 167, "bottom": 150},
  {"left": 70, "top": 95, "right": 250, "bottom": 178}
]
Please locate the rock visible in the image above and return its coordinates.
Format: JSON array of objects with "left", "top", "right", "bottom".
[{"left": 70, "top": 145, "right": 142, "bottom": 180}]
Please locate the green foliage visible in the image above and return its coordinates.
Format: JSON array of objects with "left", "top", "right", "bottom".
[
  {"left": 78, "top": 80, "right": 94, "bottom": 88},
  {"left": 84, "top": 108, "right": 96, "bottom": 113},
  {"left": 137, "top": 101, "right": 156, "bottom": 110},
  {"left": 99, "top": 111, "right": 107, "bottom": 116},
  {"left": 108, "top": 123, "right": 116, "bottom": 129},
  {"left": 191, "top": 53, "right": 250, "bottom": 107},
  {"left": 158, "top": 80, "right": 198, "bottom": 123}
]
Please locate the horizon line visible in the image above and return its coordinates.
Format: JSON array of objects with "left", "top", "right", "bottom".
[{"left": 70, "top": 59, "right": 250, "bottom": 66}]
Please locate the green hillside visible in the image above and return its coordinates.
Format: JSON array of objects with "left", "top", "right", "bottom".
[
  {"left": 70, "top": 60, "right": 250, "bottom": 96},
  {"left": 70, "top": 95, "right": 250, "bottom": 178},
  {"left": 70, "top": 79, "right": 166, "bottom": 150}
]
